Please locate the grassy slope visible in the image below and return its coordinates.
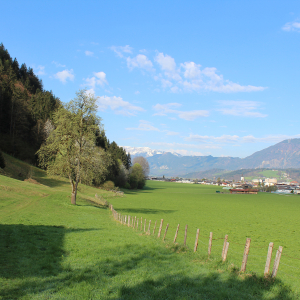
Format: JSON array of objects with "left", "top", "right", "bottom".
[
  {"left": 0, "top": 156, "right": 297, "bottom": 299},
  {"left": 110, "top": 181, "right": 300, "bottom": 295}
]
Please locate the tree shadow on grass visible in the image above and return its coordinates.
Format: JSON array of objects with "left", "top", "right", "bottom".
[
  {"left": 116, "top": 208, "right": 177, "bottom": 215},
  {"left": 0, "top": 224, "right": 101, "bottom": 280},
  {"left": 33, "top": 172, "right": 69, "bottom": 188},
  {"left": 122, "top": 185, "right": 165, "bottom": 195},
  {"left": 0, "top": 236, "right": 296, "bottom": 299},
  {"left": 116, "top": 273, "right": 295, "bottom": 300}
]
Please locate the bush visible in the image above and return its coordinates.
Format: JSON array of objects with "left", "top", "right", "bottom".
[
  {"left": 266, "top": 185, "right": 277, "bottom": 192},
  {"left": 0, "top": 151, "right": 5, "bottom": 169},
  {"left": 102, "top": 181, "right": 115, "bottom": 191},
  {"left": 129, "top": 163, "right": 146, "bottom": 189},
  {"left": 123, "top": 182, "right": 131, "bottom": 189}
]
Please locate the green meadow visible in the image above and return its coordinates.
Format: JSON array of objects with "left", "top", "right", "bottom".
[
  {"left": 0, "top": 156, "right": 299, "bottom": 299},
  {"left": 110, "top": 181, "right": 300, "bottom": 294}
]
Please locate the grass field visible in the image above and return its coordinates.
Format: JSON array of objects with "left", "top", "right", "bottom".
[
  {"left": 109, "top": 181, "right": 300, "bottom": 294},
  {"left": 0, "top": 155, "right": 299, "bottom": 299}
]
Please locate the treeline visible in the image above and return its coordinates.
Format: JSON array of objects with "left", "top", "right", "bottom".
[
  {"left": 0, "top": 44, "right": 132, "bottom": 187},
  {"left": 0, "top": 43, "right": 60, "bottom": 162}
]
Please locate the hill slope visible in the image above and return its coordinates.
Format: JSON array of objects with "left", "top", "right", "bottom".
[{"left": 240, "top": 138, "right": 300, "bottom": 169}]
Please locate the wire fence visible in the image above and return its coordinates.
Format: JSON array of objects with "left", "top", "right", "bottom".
[{"left": 109, "top": 204, "right": 300, "bottom": 285}]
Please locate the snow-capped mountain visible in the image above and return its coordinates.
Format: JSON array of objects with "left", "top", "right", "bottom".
[{"left": 122, "top": 146, "right": 181, "bottom": 158}]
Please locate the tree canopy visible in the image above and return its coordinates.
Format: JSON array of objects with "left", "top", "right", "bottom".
[
  {"left": 37, "top": 90, "right": 110, "bottom": 204},
  {"left": 132, "top": 156, "right": 150, "bottom": 178},
  {"left": 130, "top": 163, "right": 146, "bottom": 189}
]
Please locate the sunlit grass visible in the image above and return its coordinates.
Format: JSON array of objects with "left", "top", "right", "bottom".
[
  {"left": 0, "top": 154, "right": 298, "bottom": 299},
  {"left": 111, "top": 180, "right": 300, "bottom": 295}
]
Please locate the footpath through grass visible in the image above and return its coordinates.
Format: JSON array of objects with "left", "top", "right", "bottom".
[{"left": 0, "top": 166, "right": 298, "bottom": 299}]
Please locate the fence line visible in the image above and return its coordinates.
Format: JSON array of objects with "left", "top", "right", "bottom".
[{"left": 109, "top": 204, "right": 299, "bottom": 279}]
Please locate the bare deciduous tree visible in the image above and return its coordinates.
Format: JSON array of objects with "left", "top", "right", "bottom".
[{"left": 132, "top": 156, "right": 150, "bottom": 178}]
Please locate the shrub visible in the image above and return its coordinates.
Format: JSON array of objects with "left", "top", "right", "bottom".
[
  {"left": 266, "top": 185, "right": 277, "bottom": 192},
  {"left": 129, "top": 163, "right": 146, "bottom": 189},
  {"left": 123, "top": 182, "right": 131, "bottom": 189},
  {"left": 102, "top": 181, "right": 115, "bottom": 191}
]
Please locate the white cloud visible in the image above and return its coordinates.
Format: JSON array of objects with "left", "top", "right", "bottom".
[
  {"left": 135, "top": 91, "right": 140, "bottom": 95},
  {"left": 241, "top": 134, "right": 300, "bottom": 143},
  {"left": 97, "top": 95, "right": 144, "bottom": 116},
  {"left": 112, "top": 48, "right": 266, "bottom": 93},
  {"left": 181, "top": 61, "right": 201, "bottom": 79},
  {"left": 161, "top": 79, "right": 173, "bottom": 88},
  {"left": 127, "top": 54, "right": 154, "bottom": 72},
  {"left": 150, "top": 141, "right": 220, "bottom": 150},
  {"left": 111, "top": 45, "right": 133, "bottom": 57},
  {"left": 282, "top": 21, "right": 300, "bottom": 32},
  {"left": 54, "top": 69, "right": 74, "bottom": 83},
  {"left": 181, "top": 66, "right": 265, "bottom": 93},
  {"left": 34, "top": 65, "right": 45, "bottom": 75},
  {"left": 186, "top": 134, "right": 240, "bottom": 143},
  {"left": 85, "top": 50, "right": 94, "bottom": 56},
  {"left": 52, "top": 61, "right": 66, "bottom": 68},
  {"left": 178, "top": 110, "right": 209, "bottom": 120},
  {"left": 126, "top": 120, "right": 160, "bottom": 131},
  {"left": 170, "top": 86, "right": 179, "bottom": 93},
  {"left": 153, "top": 103, "right": 209, "bottom": 120},
  {"left": 153, "top": 103, "right": 182, "bottom": 116},
  {"left": 165, "top": 131, "right": 179, "bottom": 136},
  {"left": 84, "top": 71, "right": 108, "bottom": 89},
  {"left": 185, "top": 133, "right": 300, "bottom": 145},
  {"left": 217, "top": 100, "right": 267, "bottom": 117},
  {"left": 155, "top": 52, "right": 181, "bottom": 81}
]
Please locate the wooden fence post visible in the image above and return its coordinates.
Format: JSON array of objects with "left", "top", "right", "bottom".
[
  {"left": 222, "top": 235, "right": 228, "bottom": 259},
  {"left": 147, "top": 220, "right": 151, "bottom": 235},
  {"left": 158, "top": 219, "right": 164, "bottom": 238},
  {"left": 223, "top": 242, "right": 229, "bottom": 261},
  {"left": 264, "top": 242, "right": 274, "bottom": 276},
  {"left": 241, "top": 238, "right": 251, "bottom": 272},
  {"left": 272, "top": 246, "right": 283, "bottom": 278},
  {"left": 140, "top": 217, "right": 143, "bottom": 231},
  {"left": 134, "top": 216, "right": 137, "bottom": 229},
  {"left": 208, "top": 232, "right": 213, "bottom": 256},
  {"left": 136, "top": 219, "right": 139, "bottom": 230},
  {"left": 163, "top": 224, "right": 169, "bottom": 241},
  {"left": 174, "top": 224, "right": 180, "bottom": 243},
  {"left": 153, "top": 221, "right": 157, "bottom": 235},
  {"left": 128, "top": 215, "right": 130, "bottom": 227},
  {"left": 194, "top": 229, "right": 200, "bottom": 252},
  {"left": 131, "top": 217, "right": 133, "bottom": 227},
  {"left": 184, "top": 225, "right": 188, "bottom": 246},
  {"left": 144, "top": 219, "right": 147, "bottom": 232}
]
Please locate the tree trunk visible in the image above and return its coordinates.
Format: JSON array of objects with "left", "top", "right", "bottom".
[
  {"left": 69, "top": 178, "right": 77, "bottom": 205},
  {"left": 71, "top": 192, "right": 76, "bottom": 205}
]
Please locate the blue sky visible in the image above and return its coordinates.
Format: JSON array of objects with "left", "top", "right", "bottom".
[{"left": 2, "top": 0, "right": 300, "bottom": 157}]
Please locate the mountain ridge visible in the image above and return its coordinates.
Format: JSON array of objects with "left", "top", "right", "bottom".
[{"left": 126, "top": 139, "right": 300, "bottom": 177}]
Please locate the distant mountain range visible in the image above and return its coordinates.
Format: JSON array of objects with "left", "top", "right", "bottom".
[
  {"left": 122, "top": 146, "right": 181, "bottom": 158},
  {"left": 124, "top": 139, "right": 300, "bottom": 177}
]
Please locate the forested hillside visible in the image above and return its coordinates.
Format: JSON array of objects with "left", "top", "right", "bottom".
[
  {"left": 0, "top": 44, "right": 131, "bottom": 186},
  {"left": 0, "top": 43, "right": 60, "bottom": 163}
]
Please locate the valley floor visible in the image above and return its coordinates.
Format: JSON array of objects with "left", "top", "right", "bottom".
[{"left": 0, "top": 174, "right": 298, "bottom": 299}]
